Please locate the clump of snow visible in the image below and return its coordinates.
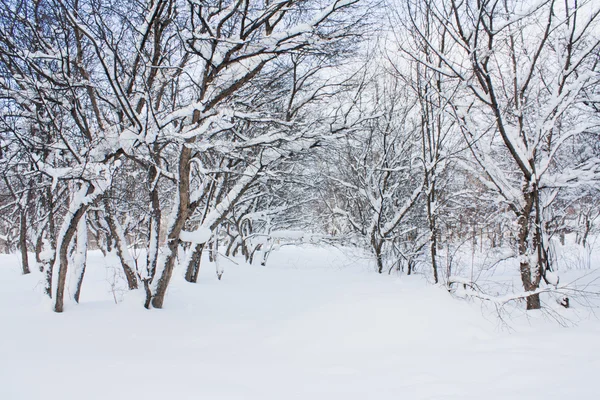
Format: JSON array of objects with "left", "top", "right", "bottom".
[
  {"left": 180, "top": 227, "right": 212, "bottom": 244},
  {"left": 545, "top": 271, "right": 560, "bottom": 286}
]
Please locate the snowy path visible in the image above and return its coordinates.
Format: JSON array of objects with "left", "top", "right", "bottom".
[{"left": 1, "top": 247, "right": 599, "bottom": 399}]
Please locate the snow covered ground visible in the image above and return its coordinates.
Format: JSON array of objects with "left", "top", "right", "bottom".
[{"left": 1, "top": 245, "right": 600, "bottom": 400}]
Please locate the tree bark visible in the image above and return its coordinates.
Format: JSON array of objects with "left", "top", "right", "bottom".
[
  {"left": 426, "top": 186, "right": 439, "bottom": 284},
  {"left": 184, "top": 243, "right": 204, "bottom": 283},
  {"left": 35, "top": 231, "right": 43, "bottom": 270},
  {"left": 151, "top": 146, "right": 192, "bottom": 309},
  {"left": 517, "top": 188, "right": 542, "bottom": 310},
  {"left": 19, "top": 211, "right": 30, "bottom": 275},
  {"left": 144, "top": 164, "right": 162, "bottom": 308},
  {"left": 73, "top": 214, "right": 88, "bottom": 303},
  {"left": 44, "top": 187, "right": 56, "bottom": 298},
  {"left": 371, "top": 234, "right": 384, "bottom": 274},
  {"left": 54, "top": 185, "right": 93, "bottom": 313}
]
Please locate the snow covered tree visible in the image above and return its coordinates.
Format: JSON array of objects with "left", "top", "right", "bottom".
[
  {"left": 322, "top": 67, "right": 426, "bottom": 274},
  {"left": 406, "top": 0, "right": 600, "bottom": 308}
]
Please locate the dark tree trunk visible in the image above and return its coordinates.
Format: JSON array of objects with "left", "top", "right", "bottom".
[
  {"left": 517, "top": 188, "right": 542, "bottom": 310},
  {"left": 151, "top": 238, "right": 179, "bottom": 309},
  {"left": 224, "top": 234, "right": 237, "bottom": 257},
  {"left": 248, "top": 243, "right": 262, "bottom": 265},
  {"left": 74, "top": 260, "right": 87, "bottom": 303},
  {"left": 185, "top": 243, "right": 204, "bottom": 283},
  {"left": 426, "top": 188, "right": 439, "bottom": 284},
  {"left": 44, "top": 187, "right": 57, "bottom": 297},
  {"left": 54, "top": 203, "right": 90, "bottom": 312},
  {"left": 151, "top": 146, "right": 192, "bottom": 309},
  {"left": 35, "top": 231, "right": 44, "bottom": 270},
  {"left": 582, "top": 216, "right": 591, "bottom": 248},
  {"left": 371, "top": 234, "right": 384, "bottom": 274},
  {"left": 74, "top": 216, "right": 88, "bottom": 303},
  {"left": 54, "top": 185, "right": 93, "bottom": 313},
  {"left": 19, "top": 211, "right": 30, "bottom": 275},
  {"left": 208, "top": 240, "right": 216, "bottom": 262},
  {"left": 144, "top": 164, "right": 162, "bottom": 308}
]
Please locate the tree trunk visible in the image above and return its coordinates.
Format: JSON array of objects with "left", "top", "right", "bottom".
[
  {"left": 430, "top": 233, "right": 438, "bottom": 283},
  {"left": 184, "top": 243, "right": 204, "bottom": 283},
  {"left": 426, "top": 188, "right": 439, "bottom": 284},
  {"left": 143, "top": 164, "right": 162, "bottom": 308},
  {"left": 208, "top": 240, "right": 216, "bottom": 262},
  {"left": 74, "top": 214, "right": 88, "bottom": 303},
  {"left": 375, "top": 252, "right": 383, "bottom": 274},
  {"left": 44, "top": 187, "right": 56, "bottom": 298},
  {"left": 582, "top": 215, "right": 591, "bottom": 248},
  {"left": 35, "top": 231, "right": 44, "bottom": 271},
  {"left": 224, "top": 233, "right": 237, "bottom": 257},
  {"left": 371, "top": 234, "right": 384, "bottom": 274},
  {"left": 104, "top": 198, "right": 138, "bottom": 290},
  {"left": 151, "top": 239, "right": 179, "bottom": 309},
  {"left": 214, "top": 231, "right": 223, "bottom": 280},
  {"left": 54, "top": 205, "right": 89, "bottom": 312},
  {"left": 517, "top": 189, "right": 541, "bottom": 310},
  {"left": 248, "top": 243, "right": 262, "bottom": 265},
  {"left": 54, "top": 185, "right": 93, "bottom": 313},
  {"left": 19, "top": 211, "right": 30, "bottom": 275},
  {"left": 151, "top": 146, "right": 192, "bottom": 309}
]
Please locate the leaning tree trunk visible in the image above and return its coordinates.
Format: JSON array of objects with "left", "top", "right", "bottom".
[
  {"left": 248, "top": 243, "right": 262, "bottom": 265},
  {"left": 53, "top": 185, "right": 94, "bottom": 313},
  {"left": 151, "top": 146, "right": 192, "bottom": 309},
  {"left": 185, "top": 243, "right": 205, "bottom": 283},
  {"left": 150, "top": 145, "right": 256, "bottom": 307},
  {"left": 104, "top": 198, "right": 138, "bottom": 290},
  {"left": 224, "top": 233, "right": 238, "bottom": 257}
]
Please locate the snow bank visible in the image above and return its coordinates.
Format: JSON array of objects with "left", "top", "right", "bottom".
[{"left": 1, "top": 247, "right": 599, "bottom": 400}]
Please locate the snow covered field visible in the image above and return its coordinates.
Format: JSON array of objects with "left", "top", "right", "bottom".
[{"left": 1, "top": 246, "right": 600, "bottom": 400}]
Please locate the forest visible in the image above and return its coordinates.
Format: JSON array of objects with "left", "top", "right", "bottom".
[
  {"left": 0, "top": 1, "right": 599, "bottom": 312},
  {"left": 2, "top": 1, "right": 600, "bottom": 399}
]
